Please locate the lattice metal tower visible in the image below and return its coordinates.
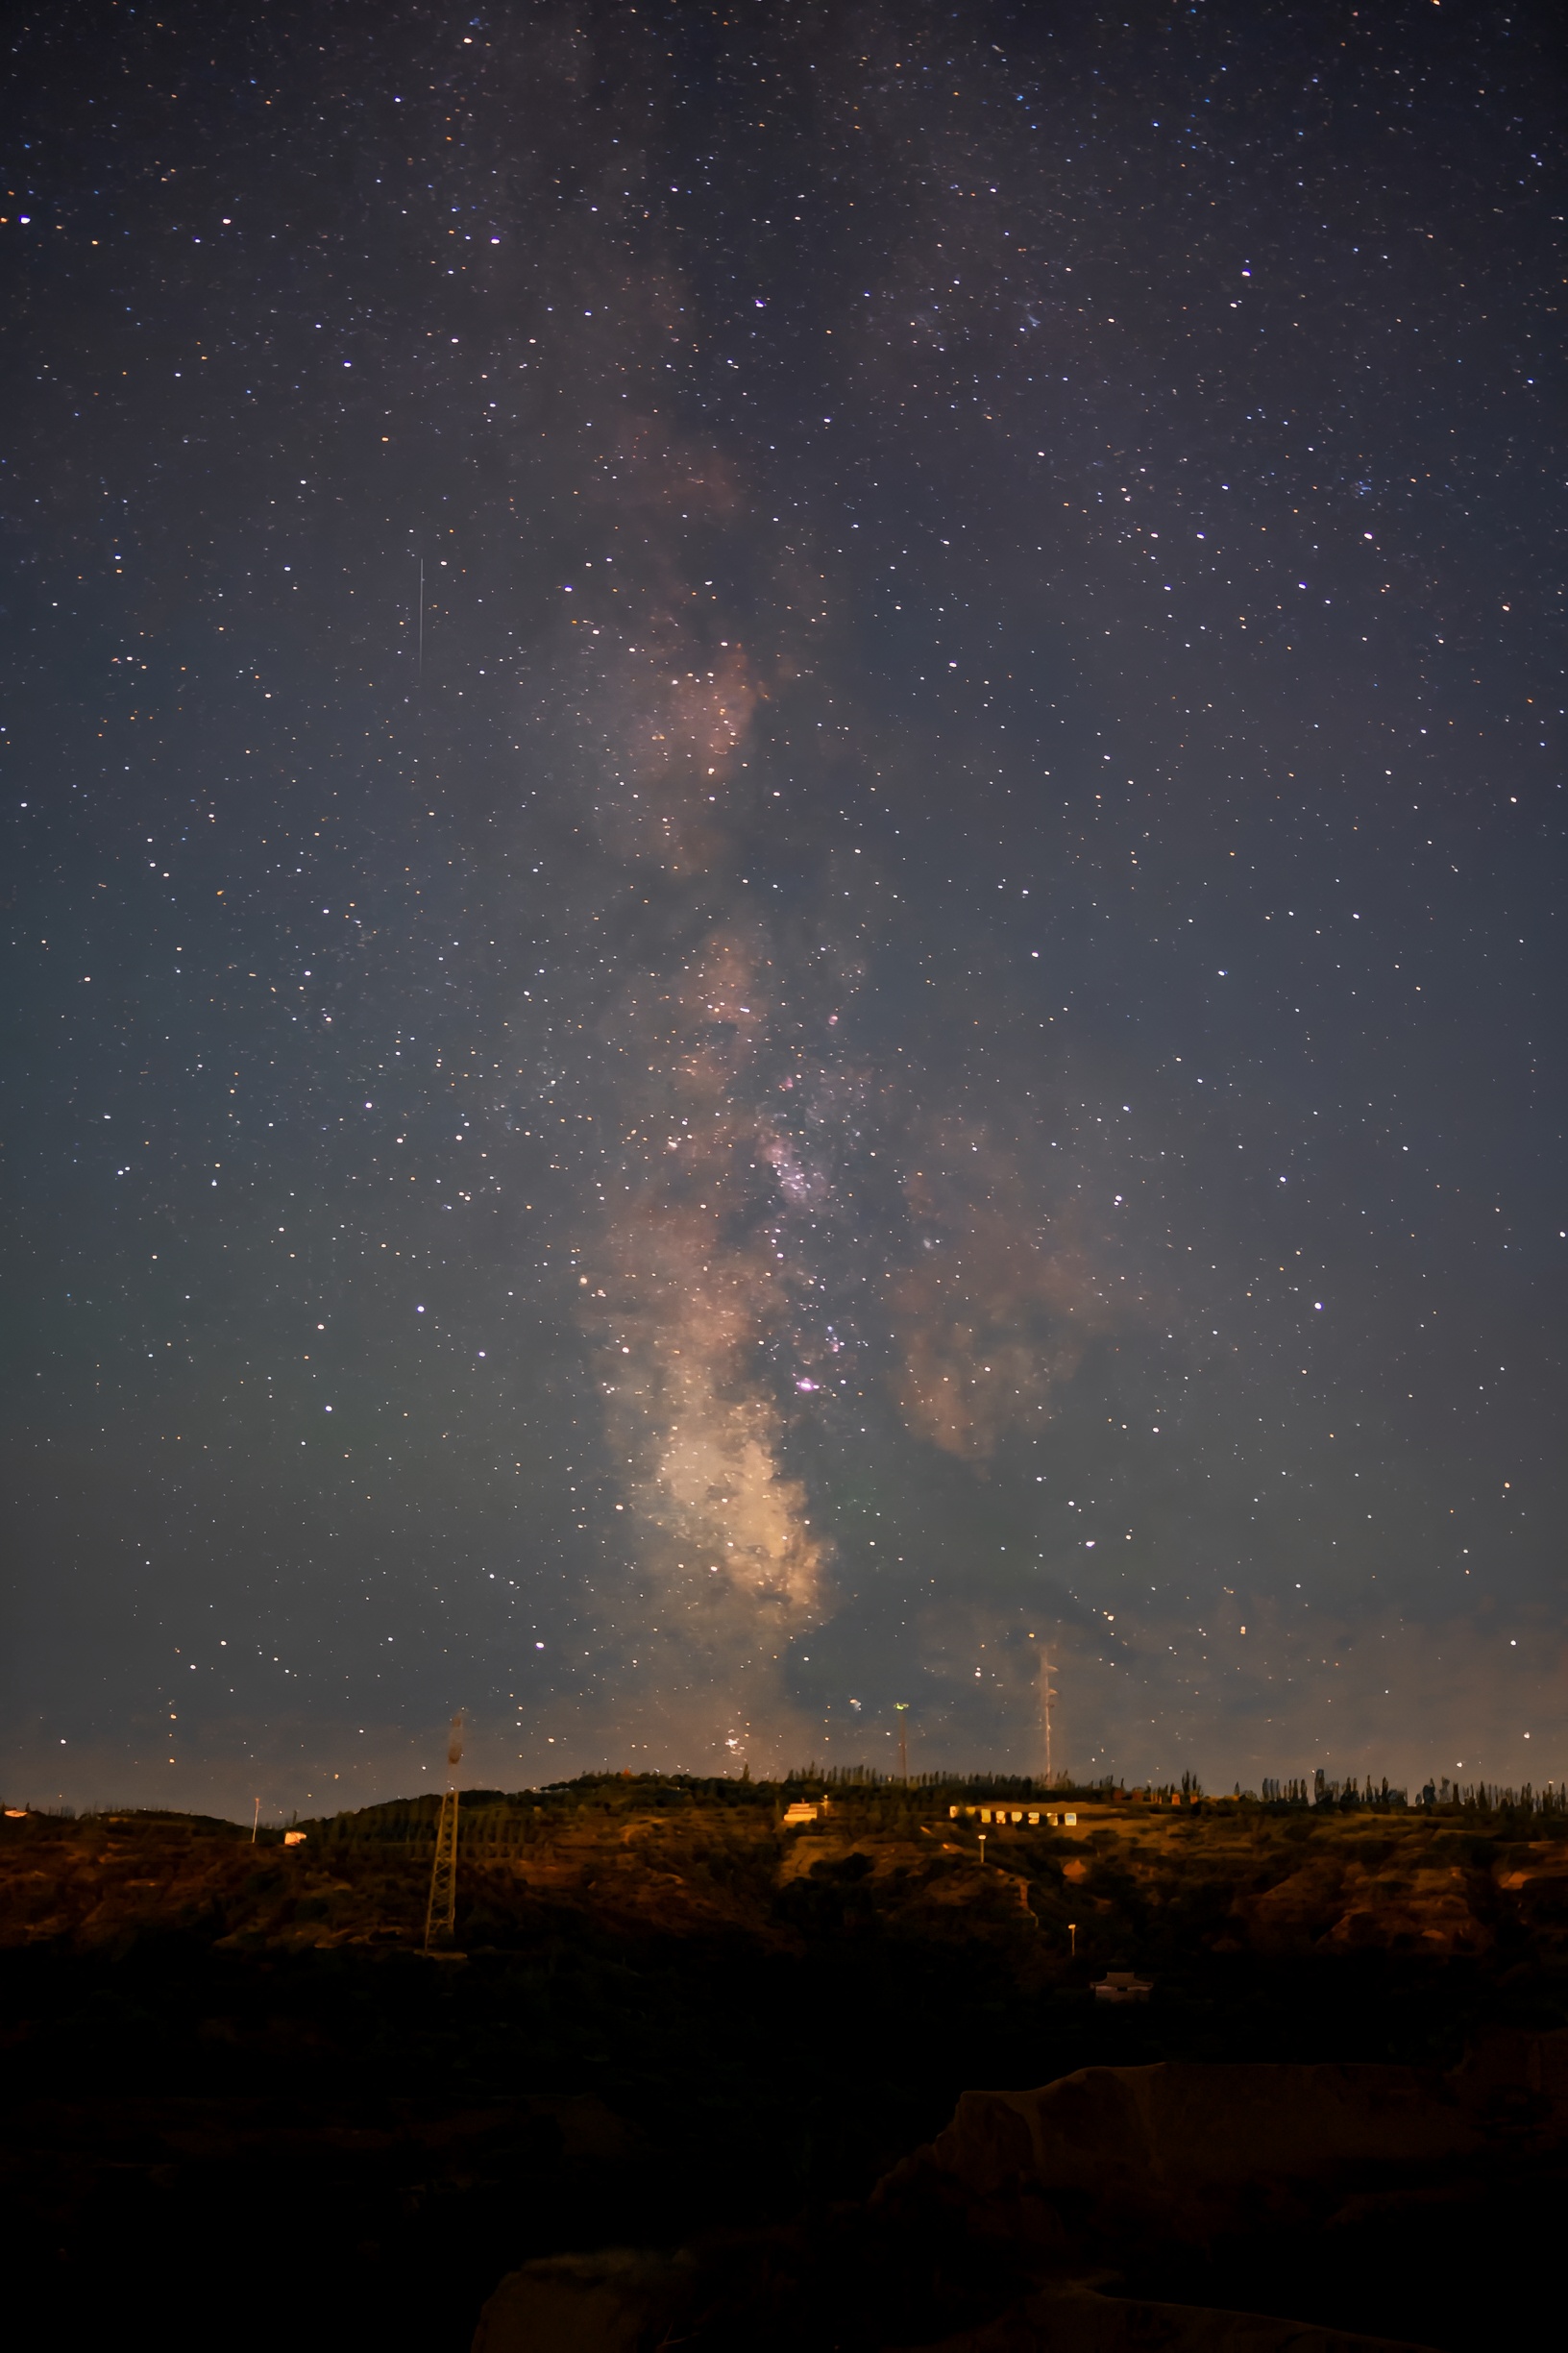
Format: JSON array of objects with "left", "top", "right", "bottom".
[
  {"left": 424, "top": 1710, "right": 463, "bottom": 1950},
  {"left": 895, "top": 1703, "right": 910, "bottom": 1783}
]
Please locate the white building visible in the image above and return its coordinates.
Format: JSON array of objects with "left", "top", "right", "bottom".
[{"left": 948, "top": 1804, "right": 1077, "bottom": 1827}]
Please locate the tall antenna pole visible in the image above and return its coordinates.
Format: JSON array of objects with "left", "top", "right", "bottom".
[
  {"left": 416, "top": 556, "right": 425, "bottom": 690},
  {"left": 895, "top": 1703, "right": 909, "bottom": 1784},
  {"left": 1040, "top": 1649, "right": 1059, "bottom": 1788},
  {"left": 423, "top": 1709, "right": 463, "bottom": 1951}
]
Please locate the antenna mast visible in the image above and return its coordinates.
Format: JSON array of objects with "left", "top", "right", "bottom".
[
  {"left": 895, "top": 1702, "right": 909, "bottom": 1784},
  {"left": 416, "top": 556, "right": 425, "bottom": 689},
  {"left": 423, "top": 1710, "right": 463, "bottom": 1950},
  {"left": 1040, "top": 1650, "right": 1059, "bottom": 1788}
]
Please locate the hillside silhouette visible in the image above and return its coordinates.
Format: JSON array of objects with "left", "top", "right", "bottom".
[{"left": 2, "top": 1774, "right": 1564, "bottom": 2348}]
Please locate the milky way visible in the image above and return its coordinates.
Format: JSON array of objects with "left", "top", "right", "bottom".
[{"left": 4, "top": 3, "right": 1563, "bottom": 1814}]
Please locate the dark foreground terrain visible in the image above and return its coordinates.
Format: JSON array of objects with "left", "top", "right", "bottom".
[{"left": 3, "top": 1775, "right": 1564, "bottom": 2348}]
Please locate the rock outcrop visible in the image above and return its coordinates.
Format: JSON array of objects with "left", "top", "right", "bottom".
[
  {"left": 898, "top": 2283, "right": 1433, "bottom": 2350},
  {"left": 879, "top": 2061, "right": 1483, "bottom": 2251},
  {"left": 473, "top": 2262, "right": 1432, "bottom": 2353},
  {"left": 881, "top": 2042, "right": 1568, "bottom": 2254},
  {"left": 472, "top": 2047, "right": 1568, "bottom": 2350},
  {"left": 473, "top": 2248, "right": 698, "bottom": 2353}
]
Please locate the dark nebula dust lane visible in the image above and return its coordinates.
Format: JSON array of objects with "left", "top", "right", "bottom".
[{"left": 3, "top": 2, "right": 1562, "bottom": 1814}]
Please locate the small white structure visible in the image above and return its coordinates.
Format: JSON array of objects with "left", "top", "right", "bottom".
[
  {"left": 781, "top": 1802, "right": 821, "bottom": 1827},
  {"left": 1092, "top": 1970, "right": 1153, "bottom": 2004},
  {"left": 283, "top": 1829, "right": 307, "bottom": 1847}
]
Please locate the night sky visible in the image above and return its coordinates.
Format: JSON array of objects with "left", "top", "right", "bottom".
[{"left": 5, "top": 2, "right": 1563, "bottom": 1818}]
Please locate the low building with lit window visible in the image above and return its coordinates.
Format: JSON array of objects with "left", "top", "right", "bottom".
[{"left": 948, "top": 1803, "right": 1077, "bottom": 1827}]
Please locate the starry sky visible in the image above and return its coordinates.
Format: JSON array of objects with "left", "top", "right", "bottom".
[{"left": 4, "top": 1, "right": 1563, "bottom": 1817}]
